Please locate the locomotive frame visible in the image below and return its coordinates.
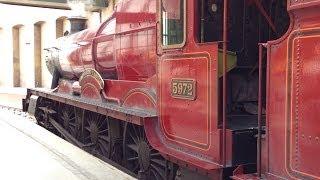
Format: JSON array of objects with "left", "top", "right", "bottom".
[{"left": 23, "top": 0, "right": 320, "bottom": 179}]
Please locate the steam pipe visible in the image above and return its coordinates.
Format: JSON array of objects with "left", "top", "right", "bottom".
[
  {"left": 222, "top": 0, "right": 228, "bottom": 167},
  {"left": 236, "top": 0, "right": 247, "bottom": 54},
  {"left": 200, "top": 0, "right": 205, "bottom": 43},
  {"left": 251, "top": 0, "right": 277, "bottom": 34},
  {"left": 257, "top": 43, "right": 266, "bottom": 177}
]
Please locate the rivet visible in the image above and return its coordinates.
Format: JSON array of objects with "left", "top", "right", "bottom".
[{"left": 316, "top": 137, "right": 319, "bottom": 141}]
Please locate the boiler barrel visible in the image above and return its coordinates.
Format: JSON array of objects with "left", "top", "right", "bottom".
[{"left": 45, "top": 29, "right": 117, "bottom": 80}]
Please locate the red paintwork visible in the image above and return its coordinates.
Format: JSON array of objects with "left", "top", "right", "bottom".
[
  {"left": 46, "top": 0, "right": 320, "bottom": 178},
  {"left": 57, "top": 79, "right": 74, "bottom": 94},
  {"left": 156, "top": 45, "right": 222, "bottom": 168},
  {"left": 264, "top": 4, "right": 320, "bottom": 179},
  {"left": 51, "top": 0, "right": 156, "bottom": 82},
  {"left": 80, "top": 75, "right": 102, "bottom": 100},
  {"left": 231, "top": 174, "right": 279, "bottom": 180},
  {"left": 50, "top": 0, "right": 224, "bottom": 173},
  {"left": 233, "top": 1, "right": 320, "bottom": 180}
]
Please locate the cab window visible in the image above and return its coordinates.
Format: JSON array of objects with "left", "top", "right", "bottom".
[{"left": 161, "top": 0, "right": 185, "bottom": 48}]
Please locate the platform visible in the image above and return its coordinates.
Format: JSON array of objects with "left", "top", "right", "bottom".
[
  {"left": 0, "top": 87, "right": 26, "bottom": 109},
  {"left": 0, "top": 107, "right": 135, "bottom": 180}
]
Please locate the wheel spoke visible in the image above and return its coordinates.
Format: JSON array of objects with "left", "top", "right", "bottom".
[
  {"left": 132, "top": 126, "right": 140, "bottom": 139},
  {"left": 151, "top": 159, "right": 166, "bottom": 167},
  {"left": 85, "top": 135, "right": 91, "bottom": 141},
  {"left": 98, "top": 118, "right": 106, "bottom": 129},
  {"left": 150, "top": 164, "right": 166, "bottom": 180},
  {"left": 127, "top": 144, "right": 139, "bottom": 153},
  {"left": 129, "top": 132, "right": 139, "bottom": 145},
  {"left": 99, "top": 135, "right": 110, "bottom": 142},
  {"left": 82, "top": 113, "right": 111, "bottom": 158},
  {"left": 83, "top": 143, "right": 95, "bottom": 147},
  {"left": 85, "top": 126, "right": 91, "bottom": 132},
  {"left": 151, "top": 169, "right": 163, "bottom": 180},
  {"left": 87, "top": 118, "right": 93, "bottom": 126},
  {"left": 132, "top": 163, "right": 139, "bottom": 172},
  {"left": 98, "top": 142, "right": 107, "bottom": 156},
  {"left": 139, "top": 128, "right": 144, "bottom": 141},
  {"left": 127, "top": 156, "right": 139, "bottom": 161},
  {"left": 59, "top": 107, "right": 81, "bottom": 139},
  {"left": 123, "top": 124, "right": 171, "bottom": 179},
  {"left": 69, "top": 126, "right": 76, "bottom": 135},
  {"left": 62, "top": 112, "right": 68, "bottom": 117},
  {"left": 98, "top": 129, "right": 108, "bottom": 135},
  {"left": 151, "top": 153, "right": 161, "bottom": 157}
]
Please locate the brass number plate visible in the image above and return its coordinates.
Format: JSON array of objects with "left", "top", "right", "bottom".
[{"left": 171, "top": 79, "right": 196, "bottom": 100}]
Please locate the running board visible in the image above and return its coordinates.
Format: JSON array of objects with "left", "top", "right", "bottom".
[{"left": 27, "top": 88, "right": 156, "bottom": 125}]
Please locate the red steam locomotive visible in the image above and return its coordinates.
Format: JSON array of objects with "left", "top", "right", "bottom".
[{"left": 23, "top": 0, "right": 320, "bottom": 179}]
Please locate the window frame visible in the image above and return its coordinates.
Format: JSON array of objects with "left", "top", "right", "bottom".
[{"left": 160, "top": 0, "right": 187, "bottom": 50}]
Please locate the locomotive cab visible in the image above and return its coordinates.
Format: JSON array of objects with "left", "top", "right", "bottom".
[{"left": 157, "top": 0, "right": 289, "bottom": 178}]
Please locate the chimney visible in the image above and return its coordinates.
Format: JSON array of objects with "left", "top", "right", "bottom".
[{"left": 68, "top": 16, "right": 87, "bottom": 34}]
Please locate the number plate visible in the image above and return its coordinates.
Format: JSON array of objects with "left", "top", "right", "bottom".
[{"left": 171, "top": 79, "right": 196, "bottom": 100}]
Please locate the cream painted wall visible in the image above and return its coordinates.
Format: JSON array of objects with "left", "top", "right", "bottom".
[
  {"left": 0, "top": 26, "right": 14, "bottom": 87},
  {"left": 0, "top": 3, "right": 104, "bottom": 88},
  {"left": 0, "top": 28, "right": 5, "bottom": 86}
]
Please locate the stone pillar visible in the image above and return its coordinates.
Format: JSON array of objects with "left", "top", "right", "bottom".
[
  {"left": 12, "top": 25, "right": 21, "bottom": 87},
  {"left": 34, "top": 22, "right": 45, "bottom": 88},
  {"left": 20, "top": 24, "right": 35, "bottom": 88},
  {"left": 56, "top": 17, "right": 68, "bottom": 38}
]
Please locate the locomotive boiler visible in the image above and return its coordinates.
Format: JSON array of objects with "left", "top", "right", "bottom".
[
  {"left": 45, "top": 18, "right": 156, "bottom": 86},
  {"left": 23, "top": 0, "right": 320, "bottom": 179}
]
